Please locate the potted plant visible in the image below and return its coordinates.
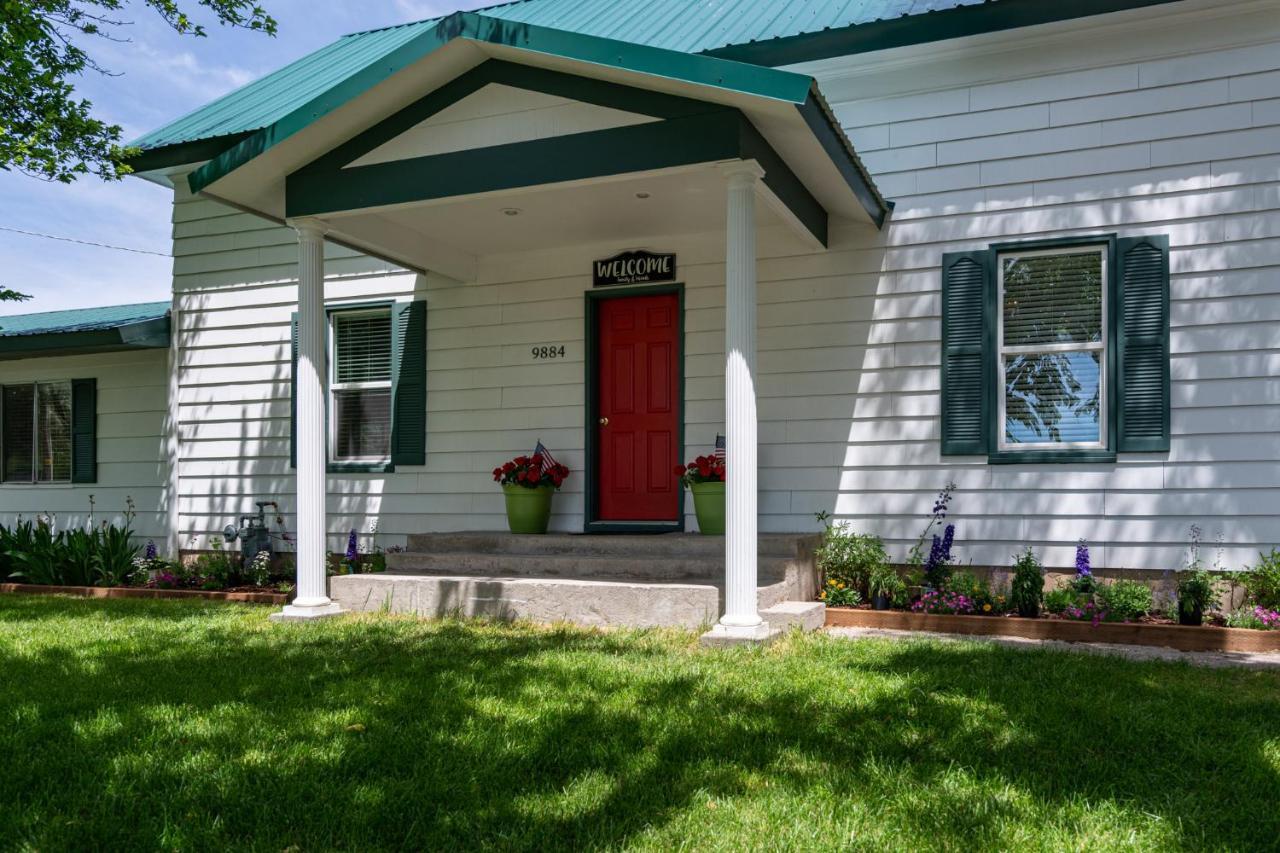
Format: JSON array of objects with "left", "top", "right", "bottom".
[
  {"left": 1176, "top": 568, "right": 1216, "bottom": 626},
  {"left": 868, "top": 563, "right": 905, "bottom": 610},
  {"left": 675, "top": 454, "right": 725, "bottom": 534},
  {"left": 492, "top": 454, "right": 570, "bottom": 534},
  {"left": 1009, "top": 547, "right": 1044, "bottom": 618}
]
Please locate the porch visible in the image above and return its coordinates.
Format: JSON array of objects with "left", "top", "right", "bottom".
[
  {"left": 329, "top": 532, "right": 824, "bottom": 631},
  {"left": 166, "top": 12, "right": 888, "bottom": 639}
]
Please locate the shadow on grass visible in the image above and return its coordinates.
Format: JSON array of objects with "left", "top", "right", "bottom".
[{"left": 1, "top": 596, "right": 1278, "bottom": 850}]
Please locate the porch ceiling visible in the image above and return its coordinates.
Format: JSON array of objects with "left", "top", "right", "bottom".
[{"left": 319, "top": 164, "right": 784, "bottom": 263}]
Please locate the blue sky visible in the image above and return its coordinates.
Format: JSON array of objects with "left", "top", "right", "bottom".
[{"left": 0, "top": 0, "right": 492, "bottom": 316}]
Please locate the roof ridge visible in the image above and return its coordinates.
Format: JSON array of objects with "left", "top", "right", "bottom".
[{"left": 340, "top": 0, "right": 543, "bottom": 39}]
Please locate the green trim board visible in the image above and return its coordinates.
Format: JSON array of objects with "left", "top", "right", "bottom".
[
  {"left": 123, "top": 133, "right": 252, "bottom": 174},
  {"left": 300, "top": 59, "right": 719, "bottom": 176},
  {"left": 287, "top": 108, "right": 828, "bottom": 246},
  {"left": 188, "top": 11, "right": 815, "bottom": 196},
  {"left": 702, "top": 0, "right": 1186, "bottom": 67},
  {"left": 0, "top": 316, "right": 171, "bottom": 360},
  {"left": 796, "top": 90, "right": 892, "bottom": 228},
  {"left": 583, "top": 283, "right": 686, "bottom": 534}
]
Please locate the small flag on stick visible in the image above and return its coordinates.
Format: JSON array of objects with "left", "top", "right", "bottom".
[
  {"left": 532, "top": 440, "right": 560, "bottom": 474},
  {"left": 714, "top": 433, "right": 726, "bottom": 462}
]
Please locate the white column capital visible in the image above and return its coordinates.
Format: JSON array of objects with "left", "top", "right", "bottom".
[
  {"left": 287, "top": 218, "right": 329, "bottom": 242},
  {"left": 718, "top": 160, "right": 766, "bottom": 188}
]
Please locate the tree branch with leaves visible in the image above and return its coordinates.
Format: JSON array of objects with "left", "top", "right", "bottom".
[{"left": 1, "top": 0, "right": 276, "bottom": 183}]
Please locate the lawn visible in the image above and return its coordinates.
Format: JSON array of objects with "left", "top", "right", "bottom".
[{"left": 2, "top": 597, "right": 1278, "bottom": 850}]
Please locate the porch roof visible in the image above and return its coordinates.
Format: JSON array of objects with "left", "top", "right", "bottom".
[
  {"left": 130, "top": 10, "right": 892, "bottom": 245},
  {"left": 0, "top": 301, "right": 171, "bottom": 359}
]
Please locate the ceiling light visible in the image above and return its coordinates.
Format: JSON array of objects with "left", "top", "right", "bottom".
[
  {"left": 635, "top": 192, "right": 651, "bottom": 199},
  {"left": 502, "top": 208, "right": 521, "bottom": 216}
]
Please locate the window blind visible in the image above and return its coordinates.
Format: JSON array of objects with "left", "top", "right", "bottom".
[
  {"left": 334, "top": 313, "right": 393, "bottom": 384},
  {"left": 1002, "top": 251, "right": 1103, "bottom": 347}
]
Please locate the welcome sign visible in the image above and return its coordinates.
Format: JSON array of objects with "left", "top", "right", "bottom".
[{"left": 593, "top": 250, "right": 677, "bottom": 287}]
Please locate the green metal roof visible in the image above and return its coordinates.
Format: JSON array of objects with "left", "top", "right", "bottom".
[
  {"left": 131, "top": 0, "right": 1177, "bottom": 158},
  {"left": 0, "top": 302, "right": 170, "bottom": 337},
  {"left": 0, "top": 302, "right": 172, "bottom": 359}
]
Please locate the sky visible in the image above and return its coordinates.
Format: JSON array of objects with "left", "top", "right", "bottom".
[{"left": 0, "top": 0, "right": 494, "bottom": 317}]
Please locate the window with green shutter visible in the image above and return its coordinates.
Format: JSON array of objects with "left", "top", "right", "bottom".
[
  {"left": 291, "top": 300, "right": 427, "bottom": 472},
  {"left": 940, "top": 234, "right": 1169, "bottom": 463},
  {"left": 0, "top": 378, "right": 95, "bottom": 484}
]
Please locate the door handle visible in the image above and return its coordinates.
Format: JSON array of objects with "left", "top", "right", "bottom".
[{"left": 598, "top": 417, "right": 609, "bottom": 426}]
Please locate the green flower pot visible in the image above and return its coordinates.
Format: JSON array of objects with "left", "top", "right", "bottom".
[
  {"left": 689, "top": 481, "right": 725, "bottom": 535},
  {"left": 503, "top": 483, "right": 554, "bottom": 534}
]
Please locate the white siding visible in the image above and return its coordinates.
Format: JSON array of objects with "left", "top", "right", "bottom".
[
  {"left": 789, "top": 3, "right": 1280, "bottom": 570},
  {"left": 0, "top": 350, "right": 170, "bottom": 541},
  {"left": 350, "top": 83, "right": 656, "bottom": 166},
  {"left": 171, "top": 2, "right": 1280, "bottom": 572}
]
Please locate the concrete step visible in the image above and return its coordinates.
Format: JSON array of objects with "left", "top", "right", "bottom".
[
  {"left": 760, "top": 601, "right": 826, "bottom": 632},
  {"left": 385, "top": 550, "right": 793, "bottom": 583},
  {"left": 331, "top": 572, "right": 721, "bottom": 629},
  {"left": 330, "top": 570, "right": 799, "bottom": 629},
  {"left": 403, "top": 531, "right": 817, "bottom": 560}
]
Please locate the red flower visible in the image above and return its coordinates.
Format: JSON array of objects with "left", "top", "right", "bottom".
[
  {"left": 502, "top": 461, "right": 516, "bottom": 473},
  {"left": 673, "top": 465, "right": 687, "bottom": 477}
]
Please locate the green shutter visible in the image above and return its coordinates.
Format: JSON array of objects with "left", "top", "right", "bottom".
[
  {"left": 1115, "top": 235, "right": 1170, "bottom": 452},
  {"left": 940, "top": 251, "right": 993, "bottom": 455},
  {"left": 70, "top": 378, "right": 96, "bottom": 483},
  {"left": 290, "top": 313, "right": 298, "bottom": 469},
  {"left": 391, "top": 300, "right": 427, "bottom": 466}
]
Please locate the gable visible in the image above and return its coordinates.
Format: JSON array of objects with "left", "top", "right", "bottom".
[{"left": 348, "top": 83, "right": 659, "bottom": 167}]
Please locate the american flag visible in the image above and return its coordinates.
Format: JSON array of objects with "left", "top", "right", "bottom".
[
  {"left": 532, "top": 440, "right": 560, "bottom": 473},
  {"left": 714, "top": 433, "right": 726, "bottom": 462}
]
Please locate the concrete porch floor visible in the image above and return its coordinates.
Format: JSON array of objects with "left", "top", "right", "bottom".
[{"left": 329, "top": 532, "right": 825, "bottom": 630}]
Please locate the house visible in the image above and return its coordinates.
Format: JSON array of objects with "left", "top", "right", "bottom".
[{"left": 2, "top": 0, "right": 1277, "bottom": 636}]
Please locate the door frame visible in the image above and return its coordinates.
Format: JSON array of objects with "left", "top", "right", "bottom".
[{"left": 583, "top": 283, "right": 686, "bottom": 534}]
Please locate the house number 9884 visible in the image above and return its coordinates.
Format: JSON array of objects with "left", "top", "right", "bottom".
[{"left": 531, "top": 345, "right": 566, "bottom": 360}]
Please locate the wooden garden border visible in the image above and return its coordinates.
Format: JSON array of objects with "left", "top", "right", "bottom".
[
  {"left": 0, "top": 583, "right": 287, "bottom": 605},
  {"left": 825, "top": 607, "right": 1280, "bottom": 654}
]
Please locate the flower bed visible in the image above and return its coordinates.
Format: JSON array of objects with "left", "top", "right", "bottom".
[
  {"left": 0, "top": 582, "right": 287, "bottom": 604},
  {"left": 824, "top": 607, "right": 1280, "bottom": 654}
]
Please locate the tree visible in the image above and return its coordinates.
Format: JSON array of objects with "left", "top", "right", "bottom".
[{"left": 1, "top": 0, "right": 276, "bottom": 183}]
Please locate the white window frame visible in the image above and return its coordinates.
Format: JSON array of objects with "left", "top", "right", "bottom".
[
  {"left": 0, "top": 380, "right": 73, "bottom": 484},
  {"left": 996, "top": 244, "right": 1108, "bottom": 452},
  {"left": 328, "top": 307, "right": 393, "bottom": 464}
]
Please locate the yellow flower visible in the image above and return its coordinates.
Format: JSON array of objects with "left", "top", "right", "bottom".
[{"left": 983, "top": 603, "right": 992, "bottom": 612}]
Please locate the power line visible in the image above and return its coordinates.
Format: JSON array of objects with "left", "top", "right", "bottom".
[{"left": 0, "top": 224, "right": 170, "bottom": 257}]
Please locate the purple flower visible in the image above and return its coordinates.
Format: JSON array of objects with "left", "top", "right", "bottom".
[
  {"left": 1074, "top": 540, "right": 1092, "bottom": 577},
  {"left": 345, "top": 530, "right": 358, "bottom": 561},
  {"left": 144, "top": 539, "right": 158, "bottom": 561}
]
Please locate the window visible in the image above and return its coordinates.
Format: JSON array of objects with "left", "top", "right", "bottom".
[
  {"left": 291, "top": 300, "right": 426, "bottom": 472},
  {"left": 940, "top": 235, "right": 1170, "bottom": 462},
  {"left": 2, "top": 381, "right": 73, "bottom": 483},
  {"left": 997, "top": 245, "right": 1106, "bottom": 451},
  {"left": 330, "top": 309, "right": 393, "bottom": 463}
]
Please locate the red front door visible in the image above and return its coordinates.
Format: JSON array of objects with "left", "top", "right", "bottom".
[{"left": 596, "top": 292, "right": 680, "bottom": 522}]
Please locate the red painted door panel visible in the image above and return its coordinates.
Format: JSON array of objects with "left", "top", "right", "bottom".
[{"left": 597, "top": 293, "right": 680, "bottom": 521}]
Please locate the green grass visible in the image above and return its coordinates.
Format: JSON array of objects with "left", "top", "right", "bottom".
[{"left": 2, "top": 597, "right": 1278, "bottom": 851}]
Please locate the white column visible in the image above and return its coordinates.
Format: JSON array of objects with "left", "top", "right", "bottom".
[
  {"left": 702, "top": 161, "right": 774, "bottom": 644},
  {"left": 274, "top": 219, "right": 343, "bottom": 621}
]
